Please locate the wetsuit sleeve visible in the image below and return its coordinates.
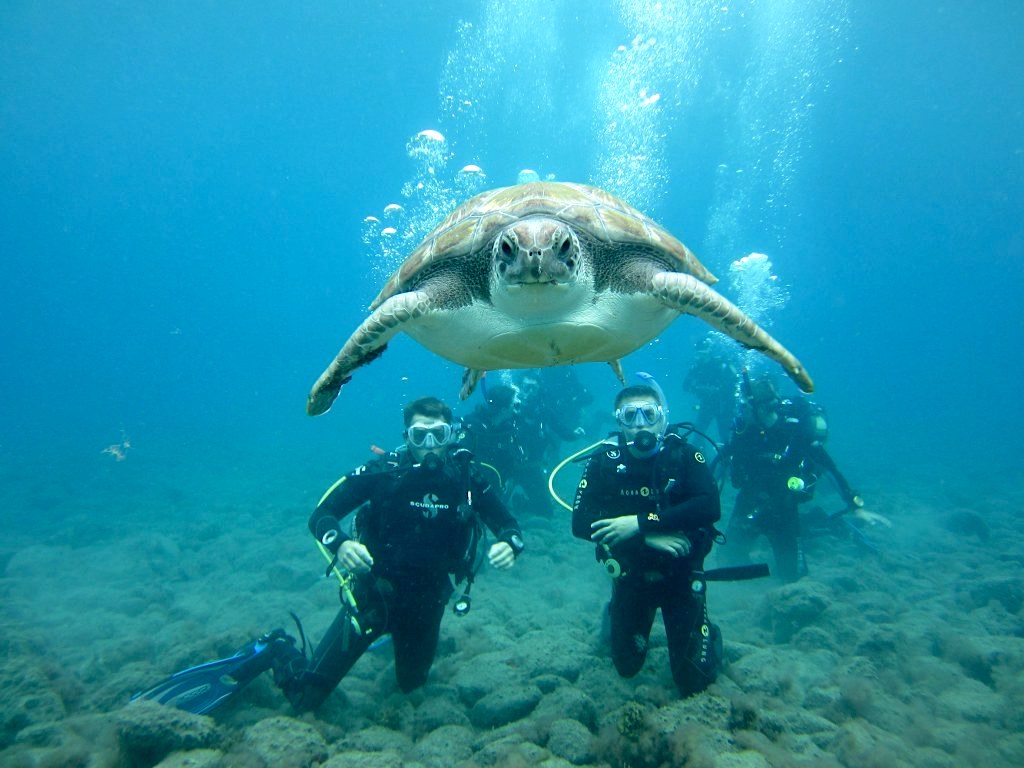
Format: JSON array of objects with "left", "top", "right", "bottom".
[
  {"left": 572, "top": 455, "right": 613, "bottom": 541},
  {"left": 307, "top": 468, "right": 374, "bottom": 553},
  {"left": 637, "top": 447, "right": 721, "bottom": 534},
  {"left": 808, "top": 444, "right": 858, "bottom": 506},
  {"left": 471, "top": 464, "right": 523, "bottom": 552}
]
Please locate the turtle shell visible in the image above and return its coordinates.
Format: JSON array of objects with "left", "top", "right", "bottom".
[{"left": 369, "top": 181, "right": 717, "bottom": 311}]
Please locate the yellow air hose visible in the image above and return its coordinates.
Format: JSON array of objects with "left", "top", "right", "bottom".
[
  {"left": 316, "top": 476, "right": 349, "bottom": 584},
  {"left": 547, "top": 438, "right": 608, "bottom": 511}
]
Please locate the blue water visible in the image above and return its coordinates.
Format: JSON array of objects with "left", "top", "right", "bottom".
[{"left": 1, "top": 0, "right": 1021, "bottom": 525}]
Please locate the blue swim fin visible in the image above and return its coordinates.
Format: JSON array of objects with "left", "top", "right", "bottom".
[{"left": 131, "top": 629, "right": 296, "bottom": 715}]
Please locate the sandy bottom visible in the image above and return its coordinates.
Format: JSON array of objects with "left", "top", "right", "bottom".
[{"left": 2, "top": 450, "right": 1022, "bottom": 768}]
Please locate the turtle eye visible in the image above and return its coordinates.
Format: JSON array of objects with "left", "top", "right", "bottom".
[
  {"left": 558, "top": 236, "right": 576, "bottom": 269},
  {"left": 497, "top": 236, "right": 517, "bottom": 262},
  {"left": 495, "top": 236, "right": 515, "bottom": 274}
]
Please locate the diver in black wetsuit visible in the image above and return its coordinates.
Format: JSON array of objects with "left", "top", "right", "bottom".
[
  {"left": 278, "top": 395, "right": 524, "bottom": 710},
  {"left": 682, "top": 336, "right": 740, "bottom": 443},
  {"left": 719, "top": 375, "right": 889, "bottom": 582},
  {"left": 571, "top": 384, "right": 723, "bottom": 697},
  {"left": 133, "top": 396, "right": 523, "bottom": 715},
  {"left": 458, "top": 384, "right": 558, "bottom": 517},
  {"left": 516, "top": 368, "right": 593, "bottom": 458}
]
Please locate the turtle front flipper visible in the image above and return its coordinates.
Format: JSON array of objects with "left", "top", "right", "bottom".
[
  {"left": 650, "top": 271, "right": 815, "bottom": 393},
  {"left": 307, "top": 291, "right": 433, "bottom": 415}
]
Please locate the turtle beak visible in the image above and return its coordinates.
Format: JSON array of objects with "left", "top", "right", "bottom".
[{"left": 494, "top": 220, "right": 579, "bottom": 286}]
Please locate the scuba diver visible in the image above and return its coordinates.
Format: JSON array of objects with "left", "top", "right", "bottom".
[
  {"left": 134, "top": 396, "right": 524, "bottom": 714},
  {"left": 682, "top": 335, "right": 740, "bottom": 443},
  {"left": 516, "top": 368, "right": 593, "bottom": 458},
  {"left": 718, "top": 373, "right": 890, "bottom": 582},
  {"left": 458, "top": 383, "right": 559, "bottom": 518},
  {"left": 570, "top": 382, "right": 724, "bottom": 698}
]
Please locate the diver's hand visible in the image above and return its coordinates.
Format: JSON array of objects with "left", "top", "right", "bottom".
[
  {"left": 644, "top": 533, "right": 691, "bottom": 557},
  {"left": 338, "top": 540, "right": 374, "bottom": 573},
  {"left": 488, "top": 542, "right": 515, "bottom": 570},
  {"left": 852, "top": 508, "right": 892, "bottom": 528},
  {"left": 591, "top": 516, "right": 640, "bottom": 547}
]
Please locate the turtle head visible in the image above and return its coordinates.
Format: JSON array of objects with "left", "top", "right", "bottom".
[{"left": 492, "top": 218, "right": 581, "bottom": 287}]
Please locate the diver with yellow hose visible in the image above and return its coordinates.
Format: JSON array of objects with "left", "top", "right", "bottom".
[
  {"left": 133, "top": 395, "right": 523, "bottom": 714},
  {"left": 567, "top": 380, "right": 726, "bottom": 698}
]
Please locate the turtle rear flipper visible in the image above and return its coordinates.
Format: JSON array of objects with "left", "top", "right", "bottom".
[{"left": 459, "top": 368, "right": 485, "bottom": 400}]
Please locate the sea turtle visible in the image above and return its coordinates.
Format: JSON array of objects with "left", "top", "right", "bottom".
[{"left": 307, "top": 181, "right": 813, "bottom": 416}]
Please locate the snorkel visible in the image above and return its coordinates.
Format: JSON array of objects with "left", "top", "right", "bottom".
[{"left": 636, "top": 371, "right": 668, "bottom": 408}]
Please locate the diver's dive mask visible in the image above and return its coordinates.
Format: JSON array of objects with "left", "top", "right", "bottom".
[
  {"left": 616, "top": 400, "right": 665, "bottom": 458},
  {"left": 615, "top": 402, "right": 663, "bottom": 428},
  {"left": 406, "top": 422, "right": 454, "bottom": 449}
]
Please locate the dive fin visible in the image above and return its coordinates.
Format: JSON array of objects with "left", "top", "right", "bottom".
[{"left": 131, "top": 629, "right": 294, "bottom": 715}]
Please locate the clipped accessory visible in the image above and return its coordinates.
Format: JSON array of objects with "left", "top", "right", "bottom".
[
  {"left": 453, "top": 582, "right": 473, "bottom": 617},
  {"left": 603, "top": 557, "right": 622, "bottom": 578}
]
